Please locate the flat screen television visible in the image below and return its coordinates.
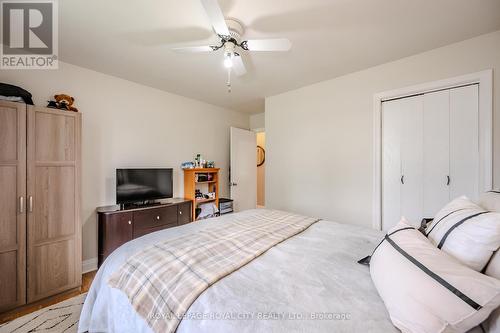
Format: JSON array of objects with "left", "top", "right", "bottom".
[{"left": 116, "top": 168, "right": 173, "bottom": 205}]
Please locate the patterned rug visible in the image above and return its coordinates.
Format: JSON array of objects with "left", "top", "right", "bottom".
[{"left": 0, "top": 293, "right": 86, "bottom": 333}]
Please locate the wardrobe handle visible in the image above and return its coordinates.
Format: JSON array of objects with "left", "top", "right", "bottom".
[
  {"left": 19, "top": 196, "right": 24, "bottom": 214},
  {"left": 400, "top": 175, "right": 405, "bottom": 185},
  {"left": 29, "top": 196, "right": 33, "bottom": 213},
  {"left": 446, "top": 176, "right": 451, "bottom": 186}
]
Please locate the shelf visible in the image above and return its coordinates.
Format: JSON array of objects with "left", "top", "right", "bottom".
[
  {"left": 183, "top": 168, "right": 220, "bottom": 173},
  {"left": 195, "top": 198, "right": 216, "bottom": 204},
  {"left": 195, "top": 180, "right": 217, "bottom": 184}
]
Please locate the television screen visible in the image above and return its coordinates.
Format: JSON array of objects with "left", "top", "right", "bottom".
[{"left": 116, "top": 168, "right": 173, "bottom": 204}]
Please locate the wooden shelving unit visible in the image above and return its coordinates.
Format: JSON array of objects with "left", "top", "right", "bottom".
[{"left": 183, "top": 168, "right": 220, "bottom": 220}]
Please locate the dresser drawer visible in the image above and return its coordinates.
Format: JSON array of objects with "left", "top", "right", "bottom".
[
  {"left": 133, "top": 206, "right": 177, "bottom": 230},
  {"left": 133, "top": 225, "right": 173, "bottom": 238},
  {"left": 178, "top": 202, "right": 192, "bottom": 225}
]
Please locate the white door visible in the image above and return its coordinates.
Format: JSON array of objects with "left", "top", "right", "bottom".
[
  {"left": 381, "top": 84, "right": 480, "bottom": 231},
  {"left": 400, "top": 96, "right": 424, "bottom": 226},
  {"left": 230, "top": 127, "right": 257, "bottom": 212},
  {"left": 423, "top": 90, "right": 450, "bottom": 217},
  {"left": 450, "top": 85, "right": 479, "bottom": 201},
  {"left": 382, "top": 99, "right": 403, "bottom": 232},
  {"left": 382, "top": 96, "right": 423, "bottom": 231}
]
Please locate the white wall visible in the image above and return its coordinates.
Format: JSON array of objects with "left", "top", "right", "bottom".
[
  {"left": 1, "top": 61, "right": 249, "bottom": 261},
  {"left": 250, "top": 112, "right": 265, "bottom": 131},
  {"left": 266, "top": 30, "right": 500, "bottom": 227}
]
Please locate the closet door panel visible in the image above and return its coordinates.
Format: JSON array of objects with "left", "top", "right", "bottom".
[
  {"left": 27, "top": 107, "right": 81, "bottom": 303},
  {"left": 400, "top": 96, "right": 424, "bottom": 226},
  {"left": 423, "top": 90, "right": 450, "bottom": 217},
  {"left": 0, "top": 101, "right": 26, "bottom": 312},
  {"left": 450, "top": 85, "right": 479, "bottom": 201},
  {"left": 382, "top": 100, "right": 402, "bottom": 232}
]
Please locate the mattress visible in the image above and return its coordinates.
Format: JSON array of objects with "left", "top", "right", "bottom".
[{"left": 78, "top": 209, "right": 397, "bottom": 333}]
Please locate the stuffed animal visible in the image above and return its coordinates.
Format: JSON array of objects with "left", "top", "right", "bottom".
[{"left": 47, "top": 94, "right": 78, "bottom": 112}]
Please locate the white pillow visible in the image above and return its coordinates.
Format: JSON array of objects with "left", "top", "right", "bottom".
[
  {"left": 425, "top": 196, "right": 500, "bottom": 271},
  {"left": 485, "top": 251, "right": 500, "bottom": 279},
  {"left": 370, "top": 219, "right": 500, "bottom": 333},
  {"left": 486, "top": 307, "right": 500, "bottom": 333},
  {"left": 476, "top": 191, "right": 500, "bottom": 333},
  {"left": 484, "top": 251, "right": 500, "bottom": 333},
  {"left": 479, "top": 191, "right": 500, "bottom": 213}
]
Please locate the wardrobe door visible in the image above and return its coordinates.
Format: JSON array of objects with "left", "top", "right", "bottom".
[
  {"left": 400, "top": 96, "right": 424, "bottom": 226},
  {"left": 382, "top": 99, "right": 402, "bottom": 232},
  {"left": 0, "top": 101, "right": 26, "bottom": 311},
  {"left": 27, "top": 107, "right": 81, "bottom": 302},
  {"left": 423, "top": 90, "right": 450, "bottom": 217},
  {"left": 450, "top": 85, "right": 479, "bottom": 201}
]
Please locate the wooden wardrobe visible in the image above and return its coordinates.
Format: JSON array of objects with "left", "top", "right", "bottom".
[{"left": 0, "top": 100, "right": 81, "bottom": 312}]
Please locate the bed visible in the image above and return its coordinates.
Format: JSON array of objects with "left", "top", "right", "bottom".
[{"left": 78, "top": 209, "right": 398, "bottom": 333}]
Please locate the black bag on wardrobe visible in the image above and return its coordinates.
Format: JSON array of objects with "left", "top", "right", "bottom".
[{"left": 0, "top": 83, "right": 34, "bottom": 105}]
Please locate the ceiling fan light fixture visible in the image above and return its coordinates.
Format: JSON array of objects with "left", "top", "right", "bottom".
[
  {"left": 172, "top": 0, "right": 292, "bottom": 91},
  {"left": 223, "top": 52, "right": 233, "bottom": 68}
]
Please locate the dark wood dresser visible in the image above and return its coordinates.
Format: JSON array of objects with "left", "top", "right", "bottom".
[{"left": 97, "top": 199, "right": 192, "bottom": 267}]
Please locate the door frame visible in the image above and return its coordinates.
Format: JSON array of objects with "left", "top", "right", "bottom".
[{"left": 372, "top": 70, "right": 493, "bottom": 230}]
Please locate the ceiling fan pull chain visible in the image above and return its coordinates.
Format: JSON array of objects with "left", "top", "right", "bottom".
[{"left": 227, "top": 68, "right": 232, "bottom": 93}]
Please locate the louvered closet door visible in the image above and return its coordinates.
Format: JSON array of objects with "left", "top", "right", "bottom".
[
  {"left": 450, "top": 85, "right": 479, "bottom": 201},
  {"left": 27, "top": 107, "right": 81, "bottom": 302},
  {"left": 0, "top": 101, "right": 26, "bottom": 311},
  {"left": 423, "top": 90, "right": 450, "bottom": 217}
]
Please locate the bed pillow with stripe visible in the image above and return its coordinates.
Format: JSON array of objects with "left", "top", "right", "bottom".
[
  {"left": 480, "top": 191, "right": 500, "bottom": 279},
  {"left": 370, "top": 219, "right": 500, "bottom": 333},
  {"left": 424, "top": 196, "right": 500, "bottom": 272},
  {"left": 478, "top": 191, "right": 500, "bottom": 333}
]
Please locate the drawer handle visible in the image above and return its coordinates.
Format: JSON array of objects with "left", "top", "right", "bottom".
[
  {"left": 19, "top": 196, "right": 24, "bottom": 214},
  {"left": 128, "top": 221, "right": 132, "bottom": 225},
  {"left": 29, "top": 196, "right": 33, "bottom": 213},
  {"left": 179, "top": 211, "right": 182, "bottom": 215},
  {"left": 156, "top": 216, "right": 160, "bottom": 220}
]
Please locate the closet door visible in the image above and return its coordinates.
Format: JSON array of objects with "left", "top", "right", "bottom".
[
  {"left": 399, "top": 96, "right": 424, "bottom": 226},
  {"left": 449, "top": 85, "right": 479, "bottom": 201},
  {"left": 382, "top": 99, "right": 402, "bottom": 232},
  {"left": 382, "top": 95, "right": 423, "bottom": 230},
  {"left": 423, "top": 90, "right": 450, "bottom": 217},
  {"left": 0, "top": 101, "right": 26, "bottom": 311},
  {"left": 27, "top": 107, "right": 81, "bottom": 302}
]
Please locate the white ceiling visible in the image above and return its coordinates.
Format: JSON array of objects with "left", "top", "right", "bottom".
[{"left": 60, "top": 0, "right": 500, "bottom": 114}]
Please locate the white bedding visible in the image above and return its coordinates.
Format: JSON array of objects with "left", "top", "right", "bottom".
[{"left": 79, "top": 209, "right": 397, "bottom": 333}]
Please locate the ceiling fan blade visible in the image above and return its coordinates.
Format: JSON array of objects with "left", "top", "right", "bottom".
[
  {"left": 232, "top": 55, "right": 247, "bottom": 76},
  {"left": 242, "top": 38, "right": 292, "bottom": 51},
  {"left": 171, "top": 45, "right": 216, "bottom": 53},
  {"left": 200, "top": 0, "right": 230, "bottom": 37}
]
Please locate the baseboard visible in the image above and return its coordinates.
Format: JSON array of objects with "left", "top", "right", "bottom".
[{"left": 82, "top": 258, "right": 98, "bottom": 274}]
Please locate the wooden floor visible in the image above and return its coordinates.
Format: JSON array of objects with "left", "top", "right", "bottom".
[{"left": 0, "top": 270, "right": 96, "bottom": 325}]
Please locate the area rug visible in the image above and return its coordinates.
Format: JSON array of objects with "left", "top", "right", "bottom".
[{"left": 0, "top": 293, "right": 86, "bottom": 333}]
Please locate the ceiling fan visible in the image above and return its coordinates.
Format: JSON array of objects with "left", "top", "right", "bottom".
[{"left": 172, "top": 0, "right": 292, "bottom": 92}]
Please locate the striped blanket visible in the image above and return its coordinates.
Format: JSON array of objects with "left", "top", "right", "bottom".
[{"left": 108, "top": 209, "right": 320, "bottom": 333}]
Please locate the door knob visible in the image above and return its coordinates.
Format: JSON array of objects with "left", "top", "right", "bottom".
[
  {"left": 230, "top": 182, "right": 238, "bottom": 187},
  {"left": 446, "top": 176, "right": 451, "bottom": 186},
  {"left": 400, "top": 175, "right": 405, "bottom": 185}
]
